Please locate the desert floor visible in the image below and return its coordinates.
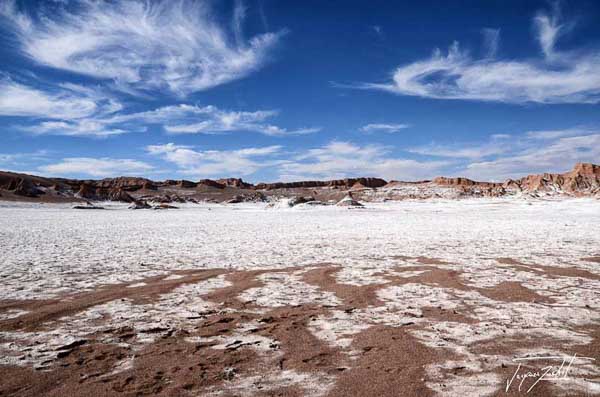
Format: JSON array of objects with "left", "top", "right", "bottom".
[{"left": 0, "top": 199, "right": 599, "bottom": 396}]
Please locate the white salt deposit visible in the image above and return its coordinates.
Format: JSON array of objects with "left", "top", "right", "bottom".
[
  {"left": 239, "top": 270, "right": 342, "bottom": 307},
  {"left": 1, "top": 198, "right": 599, "bottom": 395},
  {"left": 0, "top": 275, "right": 233, "bottom": 367},
  {"left": 1, "top": 199, "right": 599, "bottom": 300}
]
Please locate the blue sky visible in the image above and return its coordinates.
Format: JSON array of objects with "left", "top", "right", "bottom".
[{"left": 1, "top": 0, "right": 599, "bottom": 182}]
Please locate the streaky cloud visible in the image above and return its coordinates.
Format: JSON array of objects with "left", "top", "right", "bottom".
[
  {"left": 0, "top": 0, "right": 285, "bottom": 96},
  {"left": 358, "top": 5, "right": 600, "bottom": 104}
]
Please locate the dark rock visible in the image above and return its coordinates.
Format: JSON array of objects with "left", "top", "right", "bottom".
[
  {"left": 197, "top": 179, "right": 226, "bottom": 189},
  {"left": 73, "top": 205, "right": 105, "bottom": 210},
  {"left": 216, "top": 178, "right": 253, "bottom": 189}
]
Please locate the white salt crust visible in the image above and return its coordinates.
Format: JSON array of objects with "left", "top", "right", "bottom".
[
  {"left": 0, "top": 275, "right": 232, "bottom": 368},
  {"left": 1, "top": 198, "right": 599, "bottom": 300},
  {"left": 1, "top": 199, "right": 599, "bottom": 395}
]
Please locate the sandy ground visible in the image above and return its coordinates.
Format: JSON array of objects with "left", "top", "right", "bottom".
[{"left": 0, "top": 198, "right": 599, "bottom": 396}]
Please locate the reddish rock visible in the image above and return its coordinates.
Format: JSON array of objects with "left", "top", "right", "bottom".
[
  {"left": 197, "top": 179, "right": 226, "bottom": 189},
  {"left": 433, "top": 177, "right": 501, "bottom": 188},
  {"left": 106, "top": 188, "right": 135, "bottom": 202},
  {"left": 517, "top": 163, "right": 600, "bottom": 195},
  {"left": 75, "top": 184, "right": 134, "bottom": 202},
  {"left": 12, "top": 178, "right": 44, "bottom": 197},
  {"left": 255, "top": 177, "right": 387, "bottom": 190},
  {"left": 161, "top": 179, "right": 197, "bottom": 188},
  {"left": 216, "top": 178, "right": 253, "bottom": 189},
  {"left": 94, "top": 177, "right": 154, "bottom": 191},
  {"left": 142, "top": 180, "right": 157, "bottom": 190}
]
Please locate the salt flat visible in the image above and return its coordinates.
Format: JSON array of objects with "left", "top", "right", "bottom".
[
  {"left": 1, "top": 198, "right": 598, "bottom": 300},
  {"left": 0, "top": 198, "right": 599, "bottom": 396}
]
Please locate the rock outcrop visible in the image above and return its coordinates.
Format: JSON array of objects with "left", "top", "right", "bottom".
[
  {"left": 75, "top": 184, "right": 135, "bottom": 203},
  {"left": 162, "top": 180, "right": 197, "bottom": 188},
  {"left": 197, "top": 179, "right": 226, "bottom": 189},
  {"left": 255, "top": 177, "right": 387, "bottom": 190},
  {"left": 516, "top": 163, "right": 600, "bottom": 196},
  {"left": 336, "top": 193, "right": 364, "bottom": 207},
  {"left": 93, "top": 177, "right": 155, "bottom": 191},
  {"left": 12, "top": 178, "right": 44, "bottom": 197},
  {"left": 1, "top": 163, "right": 599, "bottom": 203},
  {"left": 217, "top": 178, "right": 253, "bottom": 189},
  {"left": 0, "top": 173, "right": 49, "bottom": 197},
  {"left": 226, "top": 192, "right": 267, "bottom": 203}
]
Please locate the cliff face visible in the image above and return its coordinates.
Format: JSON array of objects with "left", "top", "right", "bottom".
[
  {"left": 422, "top": 163, "right": 599, "bottom": 197},
  {"left": 432, "top": 177, "right": 502, "bottom": 188},
  {"left": 255, "top": 177, "right": 387, "bottom": 190},
  {"left": 216, "top": 178, "right": 253, "bottom": 189},
  {"left": 516, "top": 163, "right": 600, "bottom": 195},
  {"left": 75, "top": 184, "right": 135, "bottom": 202}
]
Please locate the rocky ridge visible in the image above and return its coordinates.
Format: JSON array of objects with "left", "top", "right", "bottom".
[{"left": 0, "top": 163, "right": 598, "bottom": 204}]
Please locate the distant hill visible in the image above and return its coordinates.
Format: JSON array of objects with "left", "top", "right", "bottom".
[{"left": 1, "top": 163, "right": 598, "bottom": 204}]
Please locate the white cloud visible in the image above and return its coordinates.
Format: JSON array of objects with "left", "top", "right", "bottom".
[
  {"left": 461, "top": 133, "right": 600, "bottom": 180},
  {"left": 0, "top": 79, "right": 103, "bottom": 119},
  {"left": 0, "top": 78, "right": 133, "bottom": 136},
  {"left": 482, "top": 28, "right": 500, "bottom": 58},
  {"left": 361, "top": 6, "right": 600, "bottom": 104},
  {"left": 533, "top": 3, "right": 564, "bottom": 58},
  {"left": 360, "top": 123, "right": 409, "bottom": 133},
  {"left": 147, "top": 141, "right": 451, "bottom": 181},
  {"left": 281, "top": 141, "right": 450, "bottom": 181},
  {"left": 0, "top": 150, "right": 48, "bottom": 165},
  {"left": 146, "top": 143, "right": 284, "bottom": 178},
  {"left": 3, "top": 89, "right": 315, "bottom": 137},
  {"left": 409, "top": 134, "right": 510, "bottom": 159},
  {"left": 524, "top": 127, "right": 593, "bottom": 140},
  {"left": 412, "top": 128, "right": 600, "bottom": 181},
  {"left": 39, "top": 158, "right": 154, "bottom": 177},
  {"left": 1, "top": 0, "right": 284, "bottom": 96},
  {"left": 0, "top": 79, "right": 128, "bottom": 136},
  {"left": 21, "top": 120, "right": 129, "bottom": 137},
  {"left": 109, "top": 104, "right": 319, "bottom": 136}
]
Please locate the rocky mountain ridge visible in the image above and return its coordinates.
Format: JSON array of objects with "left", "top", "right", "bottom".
[{"left": 0, "top": 163, "right": 598, "bottom": 204}]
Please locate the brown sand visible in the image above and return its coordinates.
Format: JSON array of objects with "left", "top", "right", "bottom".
[{"left": 1, "top": 259, "right": 598, "bottom": 396}]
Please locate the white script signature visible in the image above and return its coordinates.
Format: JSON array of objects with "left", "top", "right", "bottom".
[{"left": 505, "top": 353, "right": 596, "bottom": 393}]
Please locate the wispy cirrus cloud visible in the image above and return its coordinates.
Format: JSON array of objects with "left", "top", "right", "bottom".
[
  {"left": 360, "top": 123, "right": 409, "bottom": 133},
  {"left": 0, "top": 79, "right": 120, "bottom": 120},
  {"left": 0, "top": 149, "right": 48, "bottom": 164},
  {"left": 0, "top": 78, "right": 129, "bottom": 136},
  {"left": 1, "top": 85, "right": 318, "bottom": 137},
  {"left": 39, "top": 157, "right": 154, "bottom": 178},
  {"left": 147, "top": 141, "right": 451, "bottom": 181},
  {"left": 146, "top": 143, "right": 285, "bottom": 178},
  {"left": 359, "top": 5, "right": 600, "bottom": 104},
  {"left": 116, "top": 105, "right": 319, "bottom": 136},
  {"left": 409, "top": 134, "right": 511, "bottom": 159},
  {"left": 279, "top": 141, "right": 450, "bottom": 181},
  {"left": 110, "top": 104, "right": 320, "bottom": 137},
  {"left": 412, "top": 128, "right": 600, "bottom": 180},
  {"left": 460, "top": 132, "right": 600, "bottom": 180},
  {"left": 481, "top": 28, "right": 500, "bottom": 58},
  {"left": 0, "top": 0, "right": 284, "bottom": 96},
  {"left": 20, "top": 120, "right": 130, "bottom": 137}
]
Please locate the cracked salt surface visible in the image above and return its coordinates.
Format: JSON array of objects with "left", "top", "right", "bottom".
[
  {"left": 1, "top": 198, "right": 600, "bottom": 395},
  {"left": 185, "top": 318, "right": 335, "bottom": 397},
  {"left": 1, "top": 198, "right": 599, "bottom": 300},
  {"left": 205, "top": 369, "right": 336, "bottom": 397},
  {"left": 186, "top": 320, "right": 281, "bottom": 353},
  {"left": 0, "top": 275, "right": 232, "bottom": 368},
  {"left": 239, "top": 270, "right": 342, "bottom": 307}
]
